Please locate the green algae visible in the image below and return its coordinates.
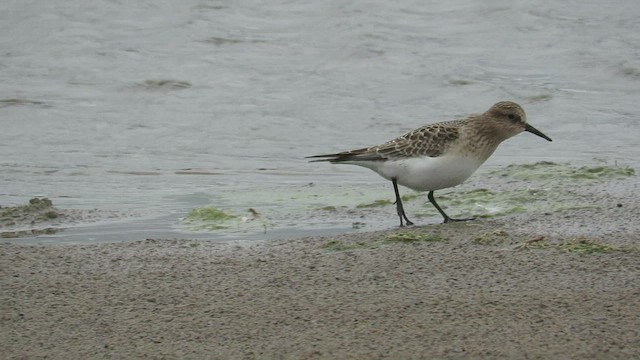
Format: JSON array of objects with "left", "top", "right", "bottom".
[
  {"left": 573, "top": 166, "right": 635, "bottom": 179},
  {"left": 186, "top": 207, "right": 236, "bottom": 221},
  {"left": 429, "top": 178, "right": 611, "bottom": 220},
  {"left": 557, "top": 238, "right": 618, "bottom": 254},
  {"left": 321, "top": 240, "right": 370, "bottom": 251},
  {"left": 425, "top": 161, "right": 636, "bottom": 220},
  {"left": 2, "top": 198, "right": 50, "bottom": 215},
  {"left": 400, "top": 192, "right": 422, "bottom": 202},
  {"left": 337, "top": 162, "right": 635, "bottom": 222},
  {"left": 521, "top": 237, "right": 638, "bottom": 254},
  {"left": 490, "top": 161, "right": 635, "bottom": 182},
  {"left": 1, "top": 228, "right": 60, "bottom": 238},
  {"left": 356, "top": 199, "right": 393, "bottom": 208},
  {"left": 319, "top": 206, "right": 337, "bottom": 212},
  {"left": 1, "top": 198, "right": 63, "bottom": 226},
  {"left": 473, "top": 230, "right": 509, "bottom": 245},
  {"left": 182, "top": 207, "right": 238, "bottom": 230},
  {"left": 170, "top": 162, "right": 636, "bottom": 236},
  {"left": 180, "top": 206, "right": 272, "bottom": 233},
  {"left": 321, "top": 231, "right": 444, "bottom": 251},
  {"left": 353, "top": 192, "right": 422, "bottom": 207},
  {"left": 434, "top": 188, "right": 549, "bottom": 219},
  {"left": 387, "top": 232, "right": 444, "bottom": 243},
  {"left": 442, "top": 188, "right": 497, "bottom": 205},
  {"left": 0, "top": 198, "right": 65, "bottom": 238},
  {"left": 354, "top": 192, "right": 421, "bottom": 209}
]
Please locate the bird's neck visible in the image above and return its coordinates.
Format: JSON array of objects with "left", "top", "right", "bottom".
[{"left": 457, "top": 122, "right": 505, "bottom": 162}]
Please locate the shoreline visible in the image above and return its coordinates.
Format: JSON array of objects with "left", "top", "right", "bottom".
[
  {"left": 2, "top": 202, "right": 639, "bottom": 358},
  {"left": 2, "top": 161, "right": 637, "bottom": 246},
  {"left": 2, "top": 167, "right": 639, "bottom": 358}
]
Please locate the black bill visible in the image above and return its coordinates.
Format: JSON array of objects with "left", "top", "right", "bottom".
[{"left": 525, "top": 123, "right": 552, "bottom": 142}]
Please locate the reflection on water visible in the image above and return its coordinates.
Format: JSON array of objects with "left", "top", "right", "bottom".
[{"left": 1, "top": 0, "right": 639, "bottom": 242}]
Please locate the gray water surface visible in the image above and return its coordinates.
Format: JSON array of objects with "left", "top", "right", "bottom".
[{"left": 2, "top": 0, "right": 639, "bottom": 243}]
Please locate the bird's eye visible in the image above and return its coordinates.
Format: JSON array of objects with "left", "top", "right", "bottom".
[{"left": 507, "top": 114, "right": 520, "bottom": 122}]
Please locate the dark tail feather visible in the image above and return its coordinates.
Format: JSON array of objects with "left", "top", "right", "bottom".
[
  {"left": 305, "top": 148, "right": 382, "bottom": 164},
  {"left": 306, "top": 147, "right": 381, "bottom": 163},
  {"left": 305, "top": 154, "right": 343, "bottom": 163}
]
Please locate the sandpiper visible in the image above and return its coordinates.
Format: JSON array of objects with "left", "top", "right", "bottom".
[{"left": 308, "top": 101, "right": 552, "bottom": 226}]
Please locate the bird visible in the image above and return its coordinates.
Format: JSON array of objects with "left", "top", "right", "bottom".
[{"left": 307, "top": 101, "right": 552, "bottom": 226}]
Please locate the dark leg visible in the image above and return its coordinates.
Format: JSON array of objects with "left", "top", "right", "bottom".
[
  {"left": 428, "top": 191, "right": 475, "bottom": 224},
  {"left": 392, "top": 178, "right": 413, "bottom": 227}
]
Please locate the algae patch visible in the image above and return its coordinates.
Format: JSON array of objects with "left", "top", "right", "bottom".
[
  {"left": 181, "top": 206, "right": 269, "bottom": 233},
  {"left": 318, "top": 206, "right": 337, "bottom": 212},
  {"left": 1, "top": 198, "right": 65, "bottom": 238},
  {"left": 401, "top": 192, "right": 422, "bottom": 202},
  {"left": 435, "top": 188, "right": 549, "bottom": 219},
  {"left": 473, "top": 230, "right": 509, "bottom": 245},
  {"left": 328, "top": 162, "right": 635, "bottom": 223},
  {"left": 387, "top": 232, "right": 444, "bottom": 243},
  {"left": 187, "top": 207, "right": 236, "bottom": 222},
  {"left": 557, "top": 237, "right": 618, "bottom": 254},
  {"left": 182, "top": 207, "right": 238, "bottom": 230},
  {"left": 490, "top": 161, "right": 635, "bottom": 182},
  {"left": 320, "top": 231, "right": 444, "bottom": 251},
  {"left": 321, "top": 240, "right": 371, "bottom": 251},
  {"left": 1, "top": 227, "right": 60, "bottom": 239},
  {"left": 356, "top": 199, "right": 393, "bottom": 208},
  {"left": 517, "top": 237, "right": 635, "bottom": 254},
  {"left": 354, "top": 192, "right": 421, "bottom": 209},
  {"left": 1, "top": 198, "right": 63, "bottom": 224}
]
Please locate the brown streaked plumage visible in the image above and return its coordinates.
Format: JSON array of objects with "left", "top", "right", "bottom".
[
  {"left": 308, "top": 101, "right": 552, "bottom": 226},
  {"left": 310, "top": 119, "right": 465, "bottom": 162}
]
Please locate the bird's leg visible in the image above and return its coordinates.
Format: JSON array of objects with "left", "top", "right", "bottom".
[
  {"left": 392, "top": 178, "right": 414, "bottom": 227},
  {"left": 427, "top": 191, "right": 475, "bottom": 224}
]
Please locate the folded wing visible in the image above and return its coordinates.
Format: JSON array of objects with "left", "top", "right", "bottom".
[{"left": 307, "top": 120, "right": 463, "bottom": 163}]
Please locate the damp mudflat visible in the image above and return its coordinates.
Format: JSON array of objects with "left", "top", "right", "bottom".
[
  {"left": 1, "top": 1, "right": 640, "bottom": 244},
  {"left": 2, "top": 183, "right": 639, "bottom": 358}
]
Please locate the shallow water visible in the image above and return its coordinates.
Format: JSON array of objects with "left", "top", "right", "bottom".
[{"left": 1, "top": 0, "right": 639, "bottom": 243}]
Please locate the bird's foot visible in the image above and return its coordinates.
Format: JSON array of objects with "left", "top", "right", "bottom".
[{"left": 399, "top": 220, "right": 414, "bottom": 227}]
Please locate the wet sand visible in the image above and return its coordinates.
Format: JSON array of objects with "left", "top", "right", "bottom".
[{"left": 2, "top": 179, "right": 640, "bottom": 359}]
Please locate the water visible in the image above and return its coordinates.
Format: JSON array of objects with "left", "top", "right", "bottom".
[{"left": 1, "top": 0, "right": 639, "bottom": 243}]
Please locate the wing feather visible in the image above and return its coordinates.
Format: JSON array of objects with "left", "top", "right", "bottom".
[{"left": 307, "top": 118, "right": 468, "bottom": 163}]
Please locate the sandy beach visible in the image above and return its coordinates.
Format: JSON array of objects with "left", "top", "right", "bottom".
[{"left": 2, "top": 174, "right": 640, "bottom": 359}]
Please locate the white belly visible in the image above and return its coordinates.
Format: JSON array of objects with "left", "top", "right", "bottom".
[{"left": 348, "top": 155, "right": 484, "bottom": 191}]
